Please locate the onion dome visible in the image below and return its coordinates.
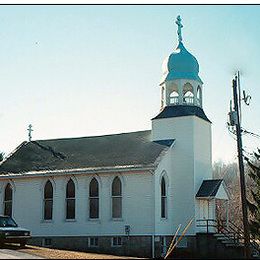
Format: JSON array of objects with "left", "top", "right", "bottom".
[{"left": 160, "top": 16, "right": 203, "bottom": 85}]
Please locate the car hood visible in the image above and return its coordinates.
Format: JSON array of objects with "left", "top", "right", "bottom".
[{"left": 0, "top": 227, "right": 29, "bottom": 232}]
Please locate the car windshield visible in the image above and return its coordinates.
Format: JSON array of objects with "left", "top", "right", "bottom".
[{"left": 0, "top": 216, "right": 18, "bottom": 227}]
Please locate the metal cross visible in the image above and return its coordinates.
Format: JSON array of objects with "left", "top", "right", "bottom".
[
  {"left": 175, "top": 15, "right": 183, "bottom": 42},
  {"left": 27, "top": 124, "right": 33, "bottom": 142}
]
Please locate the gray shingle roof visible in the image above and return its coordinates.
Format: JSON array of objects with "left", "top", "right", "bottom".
[
  {"left": 196, "top": 179, "right": 223, "bottom": 198},
  {"left": 0, "top": 130, "right": 174, "bottom": 174},
  {"left": 152, "top": 105, "right": 211, "bottom": 123}
]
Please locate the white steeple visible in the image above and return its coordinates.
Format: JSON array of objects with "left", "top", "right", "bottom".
[
  {"left": 160, "top": 16, "right": 203, "bottom": 110},
  {"left": 152, "top": 16, "right": 211, "bottom": 142},
  {"left": 152, "top": 19, "right": 213, "bottom": 235}
]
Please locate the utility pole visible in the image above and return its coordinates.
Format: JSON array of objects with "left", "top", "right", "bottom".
[{"left": 231, "top": 74, "right": 250, "bottom": 258}]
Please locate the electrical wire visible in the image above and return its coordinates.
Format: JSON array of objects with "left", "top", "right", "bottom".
[{"left": 241, "top": 128, "right": 260, "bottom": 139}]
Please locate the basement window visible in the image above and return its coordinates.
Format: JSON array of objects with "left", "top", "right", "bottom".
[
  {"left": 111, "top": 237, "right": 122, "bottom": 247},
  {"left": 88, "top": 237, "right": 99, "bottom": 247},
  {"left": 43, "top": 238, "right": 52, "bottom": 247}
]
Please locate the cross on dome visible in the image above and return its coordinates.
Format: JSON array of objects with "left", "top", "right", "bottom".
[{"left": 175, "top": 15, "right": 183, "bottom": 42}]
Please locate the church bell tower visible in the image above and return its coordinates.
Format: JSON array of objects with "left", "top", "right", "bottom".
[
  {"left": 152, "top": 15, "right": 210, "bottom": 141},
  {"left": 152, "top": 17, "right": 213, "bottom": 228}
]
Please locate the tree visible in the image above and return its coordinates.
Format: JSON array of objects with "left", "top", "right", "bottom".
[
  {"left": 213, "top": 160, "right": 243, "bottom": 228},
  {"left": 245, "top": 149, "right": 260, "bottom": 239}
]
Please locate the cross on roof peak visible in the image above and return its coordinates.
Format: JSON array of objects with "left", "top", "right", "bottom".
[
  {"left": 175, "top": 15, "right": 183, "bottom": 43},
  {"left": 27, "top": 124, "right": 33, "bottom": 142}
]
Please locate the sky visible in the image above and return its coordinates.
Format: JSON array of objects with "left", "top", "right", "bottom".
[{"left": 0, "top": 5, "right": 259, "bottom": 163}]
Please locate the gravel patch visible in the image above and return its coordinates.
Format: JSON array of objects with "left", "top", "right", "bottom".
[{"left": 19, "top": 246, "right": 142, "bottom": 259}]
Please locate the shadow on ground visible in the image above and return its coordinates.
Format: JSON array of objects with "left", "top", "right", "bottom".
[{"left": 0, "top": 243, "right": 36, "bottom": 251}]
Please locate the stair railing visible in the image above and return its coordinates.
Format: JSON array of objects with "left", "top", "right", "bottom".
[
  {"left": 196, "top": 219, "right": 218, "bottom": 233},
  {"left": 218, "top": 219, "right": 260, "bottom": 255}
]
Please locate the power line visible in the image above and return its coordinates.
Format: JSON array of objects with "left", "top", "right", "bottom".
[{"left": 241, "top": 128, "right": 260, "bottom": 139}]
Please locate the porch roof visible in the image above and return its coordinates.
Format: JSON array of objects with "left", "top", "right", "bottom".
[{"left": 196, "top": 179, "right": 228, "bottom": 199}]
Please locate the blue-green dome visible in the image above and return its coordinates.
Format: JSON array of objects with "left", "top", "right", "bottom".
[{"left": 161, "top": 42, "right": 203, "bottom": 84}]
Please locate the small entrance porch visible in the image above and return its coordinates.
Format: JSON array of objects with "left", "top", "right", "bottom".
[{"left": 195, "top": 179, "right": 229, "bottom": 234}]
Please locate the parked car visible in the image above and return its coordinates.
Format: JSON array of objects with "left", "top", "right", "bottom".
[{"left": 0, "top": 215, "right": 31, "bottom": 247}]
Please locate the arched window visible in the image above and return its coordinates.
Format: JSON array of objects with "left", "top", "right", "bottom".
[
  {"left": 66, "top": 179, "right": 75, "bottom": 220},
  {"left": 161, "top": 177, "right": 167, "bottom": 219},
  {"left": 197, "top": 86, "right": 202, "bottom": 106},
  {"left": 89, "top": 178, "right": 99, "bottom": 219},
  {"left": 161, "top": 86, "right": 165, "bottom": 109},
  {"left": 112, "top": 177, "right": 122, "bottom": 219},
  {"left": 170, "top": 91, "right": 179, "bottom": 105},
  {"left": 44, "top": 180, "right": 53, "bottom": 220},
  {"left": 4, "top": 184, "right": 12, "bottom": 217},
  {"left": 183, "top": 83, "right": 194, "bottom": 105}
]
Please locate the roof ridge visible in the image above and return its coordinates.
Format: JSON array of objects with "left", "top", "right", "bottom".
[
  {"left": 0, "top": 129, "right": 172, "bottom": 175},
  {"left": 34, "top": 129, "right": 151, "bottom": 142},
  {"left": 0, "top": 141, "right": 28, "bottom": 167}
]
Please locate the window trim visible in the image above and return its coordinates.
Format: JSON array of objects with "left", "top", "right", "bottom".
[
  {"left": 43, "top": 180, "right": 54, "bottom": 221},
  {"left": 88, "top": 237, "right": 99, "bottom": 248},
  {"left": 3, "top": 183, "right": 13, "bottom": 217},
  {"left": 160, "top": 175, "right": 168, "bottom": 220},
  {"left": 89, "top": 177, "right": 99, "bottom": 220},
  {"left": 111, "top": 236, "right": 123, "bottom": 247},
  {"left": 65, "top": 178, "right": 76, "bottom": 221},
  {"left": 111, "top": 176, "right": 123, "bottom": 220}
]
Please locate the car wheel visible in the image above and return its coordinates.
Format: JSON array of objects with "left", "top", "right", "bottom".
[{"left": 19, "top": 241, "right": 26, "bottom": 248}]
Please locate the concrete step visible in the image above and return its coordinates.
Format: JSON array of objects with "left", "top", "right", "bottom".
[
  {"left": 224, "top": 242, "right": 244, "bottom": 247},
  {"left": 216, "top": 236, "right": 236, "bottom": 241},
  {"left": 214, "top": 234, "right": 237, "bottom": 242},
  {"left": 214, "top": 233, "right": 235, "bottom": 238}
]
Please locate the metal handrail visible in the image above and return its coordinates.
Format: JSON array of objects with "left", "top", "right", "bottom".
[
  {"left": 218, "top": 220, "right": 243, "bottom": 244},
  {"left": 196, "top": 219, "right": 217, "bottom": 233},
  {"left": 196, "top": 218, "right": 260, "bottom": 255},
  {"left": 219, "top": 219, "right": 260, "bottom": 254}
]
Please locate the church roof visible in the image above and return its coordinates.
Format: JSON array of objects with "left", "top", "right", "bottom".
[
  {"left": 152, "top": 105, "right": 211, "bottom": 122},
  {"left": 196, "top": 179, "right": 223, "bottom": 198},
  {"left": 0, "top": 130, "right": 174, "bottom": 175}
]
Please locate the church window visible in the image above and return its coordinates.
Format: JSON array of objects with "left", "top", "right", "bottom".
[
  {"left": 183, "top": 83, "right": 194, "bottom": 105},
  {"left": 170, "top": 91, "right": 179, "bottom": 105},
  {"left": 112, "top": 177, "right": 122, "bottom": 219},
  {"left": 66, "top": 179, "right": 75, "bottom": 220},
  {"left": 4, "top": 183, "right": 12, "bottom": 217},
  {"left": 161, "top": 177, "right": 167, "bottom": 219},
  {"left": 89, "top": 178, "right": 99, "bottom": 219},
  {"left": 43, "top": 180, "right": 53, "bottom": 220},
  {"left": 197, "top": 86, "right": 202, "bottom": 106},
  {"left": 161, "top": 86, "right": 165, "bottom": 108}
]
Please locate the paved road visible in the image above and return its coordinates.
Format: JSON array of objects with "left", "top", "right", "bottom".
[{"left": 0, "top": 249, "right": 42, "bottom": 259}]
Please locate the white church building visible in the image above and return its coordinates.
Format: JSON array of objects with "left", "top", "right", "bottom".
[{"left": 0, "top": 17, "right": 229, "bottom": 258}]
